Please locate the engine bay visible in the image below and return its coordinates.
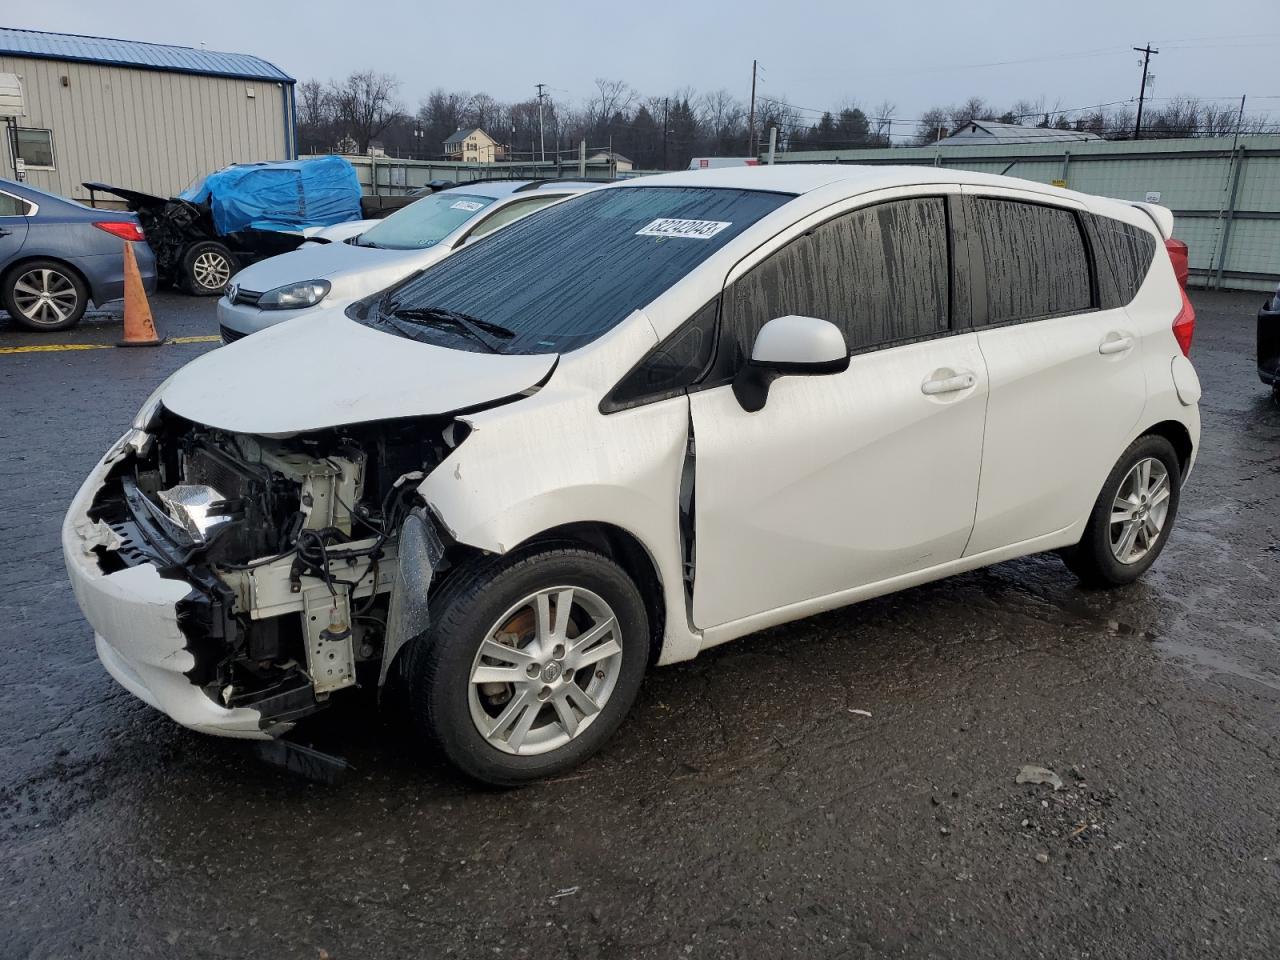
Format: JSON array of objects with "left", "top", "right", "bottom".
[{"left": 85, "top": 411, "right": 463, "bottom": 730}]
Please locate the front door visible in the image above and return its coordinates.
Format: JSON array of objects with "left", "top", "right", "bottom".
[{"left": 688, "top": 193, "right": 989, "bottom": 630}]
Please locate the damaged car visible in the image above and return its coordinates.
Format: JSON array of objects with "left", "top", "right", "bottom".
[
  {"left": 64, "top": 166, "right": 1200, "bottom": 785},
  {"left": 85, "top": 156, "right": 362, "bottom": 296}
]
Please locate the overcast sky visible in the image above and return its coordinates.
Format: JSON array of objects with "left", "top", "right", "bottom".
[{"left": 10, "top": 1, "right": 1280, "bottom": 133}]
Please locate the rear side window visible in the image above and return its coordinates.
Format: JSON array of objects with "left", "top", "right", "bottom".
[
  {"left": 970, "top": 198, "right": 1092, "bottom": 324},
  {"left": 720, "top": 197, "right": 950, "bottom": 373},
  {"left": 1088, "top": 214, "right": 1157, "bottom": 307}
]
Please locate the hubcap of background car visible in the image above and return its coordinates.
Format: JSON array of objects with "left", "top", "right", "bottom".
[
  {"left": 1110, "top": 457, "right": 1171, "bottom": 564},
  {"left": 468, "top": 585, "right": 623, "bottom": 755},
  {"left": 12, "top": 268, "right": 78, "bottom": 325},
  {"left": 192, "top": 252, "right": 231, "bottom": 290}
]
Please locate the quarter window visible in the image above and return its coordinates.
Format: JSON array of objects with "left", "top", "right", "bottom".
[
  {"left": 1088, "top": 214, "right": 1156, "bottom": 308},
  {"left": 970, "top": 198, "right": 1092, "bottom": 324},
  {"left": 0, "top": 191, "right": 28, "bottom": 216},
  {"left": 10, "top": 127, "right": 55, "bottom": 169},
  {"left": 720, "top": 197, "right": 951, "bottom": 375}
]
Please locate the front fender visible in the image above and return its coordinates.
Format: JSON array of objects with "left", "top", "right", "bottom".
[{"left": 420, "top": 385, "right": 701, "bottom": 665}]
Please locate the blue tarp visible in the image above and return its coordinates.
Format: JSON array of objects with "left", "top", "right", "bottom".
[{"left": 179, "top": 156, "right": 362, "bottom": 235}]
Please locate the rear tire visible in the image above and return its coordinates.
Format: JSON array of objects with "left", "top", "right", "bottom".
[
  {"left": 1061, "top": 434, "right": 1182, "bottom": 587},
  {"left": 181, "top": 242, "right": 235, "bottom": 296},
  {"left": 2, "top": 259, "right": 88, "bottom": 331},
  {"left": 406, "top": 545, "right": 648, "bottom": 786}
]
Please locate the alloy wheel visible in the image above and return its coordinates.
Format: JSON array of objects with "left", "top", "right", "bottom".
[
  {"left": 11, "top": 268, "right": 79, "bottom": 326},
  {"left": 468, "top": 585, "right": 624, "bottom": 755},
  {"left": 1110, "top": 456, "right": 1171, "bottom": 564},
  {"left": 192, "top": 251, "right": 231, "bottom": 290}
]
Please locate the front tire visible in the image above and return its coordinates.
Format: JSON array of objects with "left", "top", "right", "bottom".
[
  {"left": 2, "top": 260, "right": 88, "bottom": 331},
  {"left": 182, "top": 242, "right": 235, "bottom": 296},
  {"left": 1062, "top": 434, "right": 1182, "bottom": 587},
  {"left": 407, "top": 545, "right": 649, "bottom": 786}
]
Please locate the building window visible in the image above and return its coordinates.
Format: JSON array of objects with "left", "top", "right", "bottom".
[{"left": 11, "top": 127, "right": 55, "bottom": 169}]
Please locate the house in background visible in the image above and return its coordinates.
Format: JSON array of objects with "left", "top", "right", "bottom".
[
  {"left": 937, "top": 120, "right": 1102, "bottom": 146},
  {"left": 443, "top": 128, "right": 503, "bottom": 163},
  {"left": 0, "top": 27, "right": 295, "bottom": 202},
  {"left": 588, "top": 151, "right": 633, "bottom": 173}
]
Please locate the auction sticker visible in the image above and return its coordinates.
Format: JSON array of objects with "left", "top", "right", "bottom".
[
  {"left": 636, "top": 218, "right": 731, "bottom": 240},
  {"left": 451, "top": 200, "right": 485, "bottom": 212}
]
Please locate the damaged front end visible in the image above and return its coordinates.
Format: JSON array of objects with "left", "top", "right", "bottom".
[{"left": 65, "top": 408, "right": 461, "bottom": 737}]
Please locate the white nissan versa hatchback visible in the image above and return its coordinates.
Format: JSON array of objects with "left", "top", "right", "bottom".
[{"left": 64, "top": 166, "right": 1200, "bottom": 785}]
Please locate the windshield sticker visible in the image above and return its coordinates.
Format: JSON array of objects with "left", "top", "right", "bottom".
[
  {"left": 451, "top": 200, "right": 485, "bottom": 212},
  {"left": 636, "top": 218, "right": 732, "bottom": 240}
]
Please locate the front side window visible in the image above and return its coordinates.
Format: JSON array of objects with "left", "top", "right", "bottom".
[
  {"left": 467, "top": 195, "right": 563, "bottom": 240},
  {"left": 358, "top": 193, "right": 495, "bottom": 250},
  {"left": 971, "top": 198, "right": 1093, "bottom": 324},
  {"left": 10, "top": 127, "right": 54, "bottom": 169},
  {"left": 361, "top": 186, "right": 793, "bottom": 354},
  {"left": 719, "top": 197, "right": 951, "bottom": 376}
]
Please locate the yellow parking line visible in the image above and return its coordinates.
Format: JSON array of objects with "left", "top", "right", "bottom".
[
  {"left": 0, "top": 335, "right": 221, "bottom": 355},
  {"left": 0, "top": 343, "right": 113, "bottom": 355}
]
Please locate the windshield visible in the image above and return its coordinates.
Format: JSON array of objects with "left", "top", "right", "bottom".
[
  {"left": 359, "top": 186, "right": 793, "bottom": 354},
  {"left": 359, "top": 193, "right": 495, "bottom": 250}
]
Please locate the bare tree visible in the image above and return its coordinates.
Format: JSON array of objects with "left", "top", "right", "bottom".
[
  {"left": 297, "top": 79, "right": 336, "bottom": 151},
  {"left": 587, "top": 79, "right": 636, "bottom": 127},
  {"left": 331, "top": 71, "right": 404, "bottom": 153}
]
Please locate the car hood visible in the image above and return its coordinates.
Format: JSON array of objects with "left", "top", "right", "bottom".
[
  {"left": 229, "top": 240, "right": 449, "bottom": 303},
  {"left": 160, "top": 308, "right": 557, "bottom": 435}
]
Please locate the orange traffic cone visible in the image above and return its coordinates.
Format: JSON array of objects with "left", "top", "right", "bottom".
[{"left": 118, "top": 241, "right": 162, "bottom": 347}]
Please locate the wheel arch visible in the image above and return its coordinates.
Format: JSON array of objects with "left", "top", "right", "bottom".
[{"left": 1141, "top": 419, "right": 1194, "bottom": 476}]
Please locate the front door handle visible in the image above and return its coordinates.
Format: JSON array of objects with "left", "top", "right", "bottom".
[
  {"left": 921, "top": 371, "right": 977, "bottom": 396},
  {"left": 1098, "top": 334, "right": 1134, "bottom": 355}
]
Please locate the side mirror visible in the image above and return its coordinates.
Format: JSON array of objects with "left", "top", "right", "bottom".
[{"left": 732, "top": 315, "right": 849, "bottom": 412}]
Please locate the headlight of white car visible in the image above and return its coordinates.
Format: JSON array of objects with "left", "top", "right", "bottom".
[{"left": 258, "top": 279, "right": 331, "bottom": 310}]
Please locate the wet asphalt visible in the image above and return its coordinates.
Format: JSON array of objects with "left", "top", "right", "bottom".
[{"left": 1, "top": 290, "right": 1277, "bottom": 959}]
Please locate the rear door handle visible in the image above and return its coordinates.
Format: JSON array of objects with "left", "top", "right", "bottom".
[
  {"left": 0, "top": 227, "right": 10, "bottom": 237},
  {"left": 1099, "top": 334, "right": 1134, "bottom": 355},
  {"left": 921, "top": 371, "right": 977, "bottom": 396}
]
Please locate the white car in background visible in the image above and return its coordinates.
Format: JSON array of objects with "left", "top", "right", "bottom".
[
  {"left": 65, "top": 166, "right": 1200, "bottom": 786},
  {"left": 217, "top": 180, "right": 597, "bottom": 342}
]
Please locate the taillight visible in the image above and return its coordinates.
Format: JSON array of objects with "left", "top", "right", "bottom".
[
  {"left": 1172, "top": 288, "right": 1195, "bottom": 357},
  {"left": 93, "top": 220, "right": 145, "bottom": 242}
]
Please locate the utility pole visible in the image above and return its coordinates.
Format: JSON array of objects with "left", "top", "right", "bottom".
[
  {"left": 663, "top": 97, "right": 669, "bottom": 170},
  {"left": 1132, "top": 43, "right": 1158, "bottom": 140},
  {"left": 747, "top": 59, "right": 758, "bottom": 157},
  {"left": 535, "top": 83, "right": 548, "bottom": 162}
]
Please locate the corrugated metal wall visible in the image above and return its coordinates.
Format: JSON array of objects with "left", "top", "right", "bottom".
[
  {"left": 0, "top": 55, "right": 290, "bottom": 202},
  {"left": 776, "top": 136, "right": 1280, "bottom": 292}
]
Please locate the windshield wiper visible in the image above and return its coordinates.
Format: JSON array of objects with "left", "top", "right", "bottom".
[{"left": 385, "top": 306, "right": 516, "bottom": 353}]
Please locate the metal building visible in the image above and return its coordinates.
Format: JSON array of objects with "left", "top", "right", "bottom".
[{"left": 0, "top": 28, "right": 295, "bottom": 203}]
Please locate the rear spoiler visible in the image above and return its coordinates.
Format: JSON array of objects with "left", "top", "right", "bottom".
[{"left": 1130, "top": 201, "right": 1174, "bottom": 240}]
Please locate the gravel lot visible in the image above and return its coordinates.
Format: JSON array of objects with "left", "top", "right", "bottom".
[{"left": 2, "top": 290, "right": 1277, "bottom": 959}]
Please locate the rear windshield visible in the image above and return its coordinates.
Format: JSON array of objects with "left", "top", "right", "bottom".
[
  {"left": 359, "top": 186, "right": 794, "bottom": 354},
  {"left": 359, "top": 193, "right": 495, "bottom": 250}
]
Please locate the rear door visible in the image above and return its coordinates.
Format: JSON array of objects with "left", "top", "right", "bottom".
[
  {"left": 0, "top": 188, "right": 31, "bottom": 264},
  {"left": 960, "top": 186, "right": 1147, "bottom": 556},
  {"left": 688, "top": 190, "right": 990, "bottom": 629}
]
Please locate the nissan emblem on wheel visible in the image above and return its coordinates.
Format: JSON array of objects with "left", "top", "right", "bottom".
[{"left": 63, "top": 165, "right": 1200, "bottom": 785}]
